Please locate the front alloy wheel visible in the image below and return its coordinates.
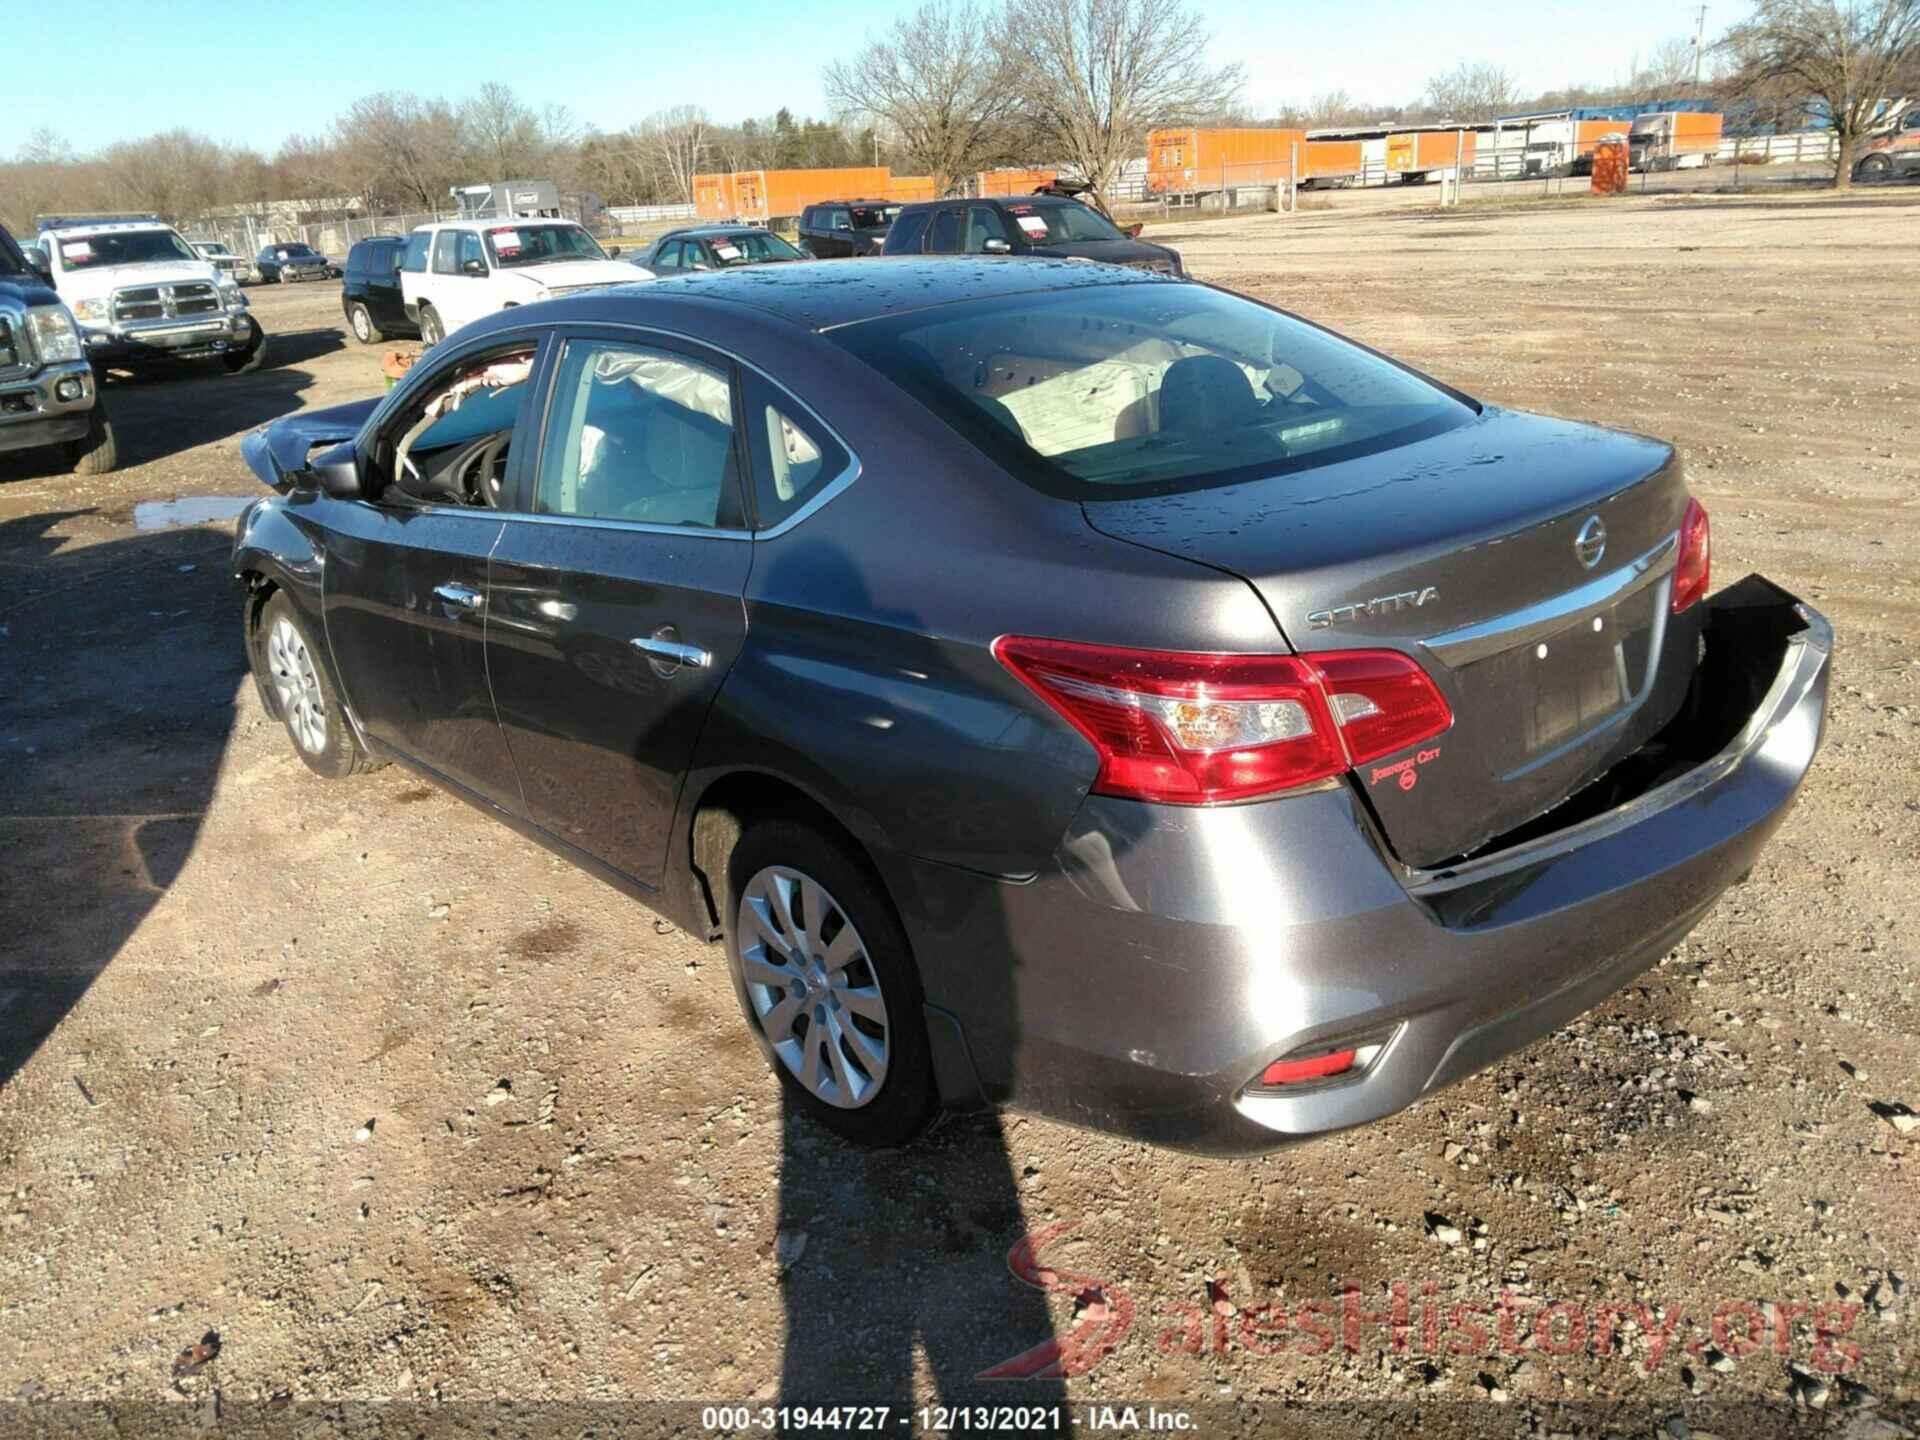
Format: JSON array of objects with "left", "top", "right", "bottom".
[
  {"left": 267, "top": 614, "right": 329, "bottom": 755},
  {"left": 739, "top": 866, "right": 892, "bottom": 1108}
]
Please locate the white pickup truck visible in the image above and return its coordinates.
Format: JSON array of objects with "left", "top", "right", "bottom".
[
  {"left": 399, "top": 218, "right": 648, "bottom": 346},
  {"left": 32, "top": 214, "right": 265, "bottom": 373}
]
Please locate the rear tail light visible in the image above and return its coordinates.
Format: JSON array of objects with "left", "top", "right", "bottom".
[
  {"left": 1671, "top": 497, "right": 1710, "bottom": 613},
  {"left": 1255, "top": 1030, "right": 1394, "bottom": 1089},
  {"left": 992, "top": 636, "right": 1452, "bottom": 805}
]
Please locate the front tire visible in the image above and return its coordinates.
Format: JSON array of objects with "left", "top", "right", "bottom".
[
  {"left": 348, "top": 303, "right": 380, "bottom": 345},
  {"left": 723, "top": 818, "right": 936, "bottom": 1147},
  {"left": 65, "top": 404, "right": 118, "bottom": 475},
  {"left": 222, "top": 319, "right": 267, "bottom": 373},
  {"left": 251, "top": 591, "right": 379, "bottom": 779},
  {"left": 1855, "top": 153, "right": 1892, "bottom": 181},
  {"left": 418, "top": 305, "right": 445, "bottom": 347}
]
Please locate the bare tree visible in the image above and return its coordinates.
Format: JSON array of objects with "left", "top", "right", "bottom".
[
  {"left": 1638, "top": 36, "right": 1704, "bottom": 95},
  {"left": 1421, "top": 60, "right": 1519, "bottom": 121},
  {"left": 463, "top": 82, "right": 547, "bottom": 178},
  {"left": 1002, "top": 0, "right": 1243, "bottom": 210},
  {"left": 334, "top": 92, "right": 465, "bottom": 210},
  {"left": 825, "top": 0, "right": 1019, "bottom": 192},
  {"left": 639, "top": 106, "right": 711, "bottom": 203},
  {"left": 1720, "top": 0, "right": 1920, "bottom": 185}
]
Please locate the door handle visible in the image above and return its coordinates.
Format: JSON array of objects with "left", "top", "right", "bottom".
[
  {"left": 433, "top": 582, "right": 484, "bottom": 610},
  {"left": 629, "top": 631, "right": 710, "bottom": 673}
]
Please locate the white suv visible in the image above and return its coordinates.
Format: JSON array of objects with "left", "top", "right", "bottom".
[
  {"left": 33, "top": 214, "right": 264, "bottom": 373},
  {"left": 399, "top": 219, "right": 648, "bottom": 346}
]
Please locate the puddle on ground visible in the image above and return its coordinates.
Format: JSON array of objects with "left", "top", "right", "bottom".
[{"left": 132, "top": 496, "right": 255, "bottom": 531}]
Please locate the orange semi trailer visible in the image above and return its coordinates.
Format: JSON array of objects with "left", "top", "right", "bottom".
[
  {"left": 977, "top": 168, "right": 1059, "bottom": 196},
  {"left": 1148, "top": 128, "right": 1308, "bottom": 193},
  {"left": 1385, "top": 129, "right": 1477, "bottom": 180},
  {"left": 693, "top": 166, "right": 894, "bottom": 223}
]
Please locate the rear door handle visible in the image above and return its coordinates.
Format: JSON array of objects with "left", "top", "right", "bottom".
[
  {"left": 433, "top": 582, "right": 484, "bottom": 610},
  {"left": 630, "top": 632, "right": 710, "bottom": 672}
]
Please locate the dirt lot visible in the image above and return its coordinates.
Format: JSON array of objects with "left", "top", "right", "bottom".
[{"left": 1, "top": 190, "right": 1916, "bottom": 1437}]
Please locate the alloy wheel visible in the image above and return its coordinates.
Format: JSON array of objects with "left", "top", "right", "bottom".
[
  {"left": 737, "top": 866, "right": 890, "bottom": 1108},
  {"left": 266, "top": 615, "right": 328, "bottom": 754},
  {"left": 352, "top": 306, "right": 372, "bottom": 342}
]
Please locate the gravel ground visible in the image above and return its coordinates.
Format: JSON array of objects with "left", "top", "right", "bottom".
[{"left": 0, "top": 188, "right": 1916, "bottom": 1438}]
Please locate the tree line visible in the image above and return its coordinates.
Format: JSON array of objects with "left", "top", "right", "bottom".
[{"left": 4, "top": 0, "right": 1916, "bottom": 232}]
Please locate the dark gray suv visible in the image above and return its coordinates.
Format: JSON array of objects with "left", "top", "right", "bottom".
[{"left": 233, "top": 259, "right": 1830, "bottom": 1154}]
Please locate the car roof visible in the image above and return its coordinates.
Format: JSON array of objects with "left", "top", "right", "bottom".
[
  {"left": 410, "top": 218, "right": 586, "bottom": 234},
  {"left": 658, "top": 226, "right": 769, "bottom": 241},
  {"left": 520, "top": 256, "right": 1172, "bottom": 334}
]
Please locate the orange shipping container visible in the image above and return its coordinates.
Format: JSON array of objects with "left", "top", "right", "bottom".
[
  {"left": 1301, "top": 139, "right": 1363, "bottom": 182},
  {"left": 695, "top": 166, "right": 894, "bottom": 223},
  {"left": 977, "top": 168, "right": 1058, "bottom": 196},
  {"left": 1148, "top": 127, "right": 1307, "bottom": 192},
  {"left": 884, "top": 174, "right": 940, "bottom": 203},
  {"left": 1385, "top": 130, "right": 1476, "bottom": 174},
  {"left": 693, "top": 172, "right": 739, "bottom": 222}
]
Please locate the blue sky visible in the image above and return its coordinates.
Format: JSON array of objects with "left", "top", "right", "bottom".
[{"left": 15, "top": 0, "right": 1731, "bottom": 155}]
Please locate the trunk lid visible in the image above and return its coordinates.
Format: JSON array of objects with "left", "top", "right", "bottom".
[{"left": 1081, "top": 406, "right": 1700, "bottom": 868}]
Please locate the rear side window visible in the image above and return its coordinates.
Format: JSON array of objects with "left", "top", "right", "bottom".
[
  {"left": 827, "top": 282, "right": 1473, "bottom": 499},
  {"left": 925, "top": 209, "right": 961, "bottom": 254},
  {"left": 742, "top": 374, "right": 851, "bottom": 529},
  {"left": 402, "top": 232, "right": 430, "bottom": 272},
  {"left": 885, "top": 210, "right": 930, "bottom": 253}
]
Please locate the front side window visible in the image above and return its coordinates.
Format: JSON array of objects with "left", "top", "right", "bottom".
[
  {"left": 827, "top": 282, "right": 1473, "bottom": 499},
  {"left": 458, "top": 231, "right": 486, "bottom": 272},
  {"left": 535, "top": 341, "right": 742, "bottom": 529},
  {"left": 964, "top": 206, "right": 1011, "bottom": 251},
  {"left": 652, "top": 241, "right": 683, "bottom": 272},
  {"left": 56, "top": 229, "right": 197, "bottom": 268},
  {"left": 382, "top": 346, "right": 538, "bottom": 508},
  {"left": 485, "top": 224, "right": 607, "bottom": 267}
]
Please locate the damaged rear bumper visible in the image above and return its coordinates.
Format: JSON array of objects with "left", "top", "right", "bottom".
[{"left": 897, "top": 576, "right": 1831, "bottom": 1154}]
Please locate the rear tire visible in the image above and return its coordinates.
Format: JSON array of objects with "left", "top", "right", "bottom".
[
  {"left": 722, "top": 818, "right": 936, "bottom": 1147},
  {"left": 65, "top": 404, "right": 118, "bottom": 475},
  {"left": 250, "top": 591, "right": 380, "bottom": 779},
  {"left": 1855, "top": 153, "right": 1892, "bottom": 180},
  {"left": 418, "top": 305, "right": 445, "bottom": 348},
  {"left": 348, "top": 303, "right": 380, "bottom": 345}
]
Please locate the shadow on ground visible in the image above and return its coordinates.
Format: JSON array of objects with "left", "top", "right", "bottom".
[{"left": 0, "top": 509, "right": 245, "bottom": 1086}]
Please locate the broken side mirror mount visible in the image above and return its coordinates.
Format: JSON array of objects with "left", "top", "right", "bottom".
[{"left": 292, "top": 443, "right": 362, "bottom": 500}]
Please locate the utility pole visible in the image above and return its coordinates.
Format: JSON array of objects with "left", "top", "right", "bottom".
[{"left": 1691, "top": 4, "right": 1708, "bottom": 95}]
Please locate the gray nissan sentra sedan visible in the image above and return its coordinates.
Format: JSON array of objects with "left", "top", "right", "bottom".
[{"left": 233, "top": 258, "right": 1830, "bottom": 1154}]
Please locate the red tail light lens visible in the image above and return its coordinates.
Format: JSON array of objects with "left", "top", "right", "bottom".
[
  {"left": 1260, "top": 1049, "right": 1357, "bottom": 1086},
  {"left": 992, "top": 636, "right": 1452, "bottom": 805},
  {"left": 1672, "top": 497, "right": 1711, "bottom": 614}
]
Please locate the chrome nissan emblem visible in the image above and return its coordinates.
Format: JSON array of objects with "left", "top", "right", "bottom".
[{"left": 1574, "top": 515, "right": 1607, "bottom": 570}]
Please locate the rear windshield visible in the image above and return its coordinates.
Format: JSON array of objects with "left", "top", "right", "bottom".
[
  {"left": 56, "top": 229, "right": 197, "bottom": 268},
  {"left": 849, "top": 205, "right": 899, "bottom": 231},
  {"left": 828, "top": 282, "right": 1474, "bottom": 498},
  {"left": 484, "top": 224, "right": 607, "bottom": 267},
  {"left": 280, "top": 244, "right": 319, "bottom": 257},
  {"left": 1005, "top": 201, "right": 1123, "bottom": 243}
]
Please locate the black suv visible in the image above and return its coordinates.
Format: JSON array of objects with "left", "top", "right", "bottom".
[
  {"left": 341, "top": 236, "right": 415, "bottom": 344},
  {"left": 881, "top": 195, "right": 1183, "bottom": 274},
  {"left": 0, "top": 222, "right": 115, "bottom": 474},
  {"left": 641, "top": 226, "right": 808, "bottom": 273},
  {"left": 795, "top": 201, "right": 900, "bottom": 258}
]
